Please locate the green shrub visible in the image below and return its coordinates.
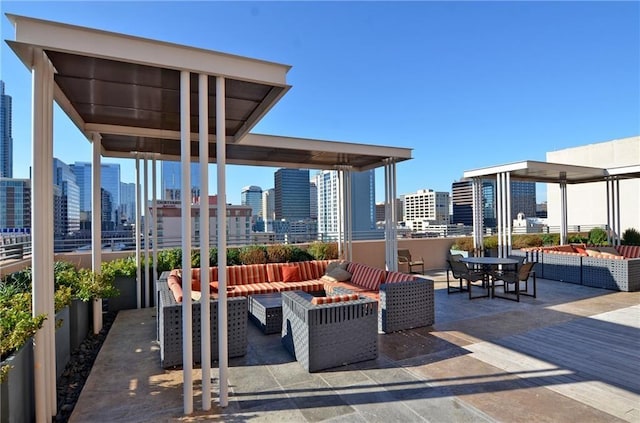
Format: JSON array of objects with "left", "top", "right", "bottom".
[
  {"left": 450, "top": 237, "right": 474, "bottom": 252},
  {"left": 288, "top": 246, "right": 314, "bottom": 262},
  {"left": 226, "top": 248, "right": 241, "bottom": 265},
  {"left": 512, "top": 234, "right": 543, "bottom": 249},
  {"left": 239, "top": 245, "right": 267, "bottom": 264},
  {"left": 568, "top": 233, "right": 588, "bottom": 244},
  {"left": 156, "top": 248, "right": 182, "bottom": 271},
  {"left": 101, "top": 257, "right": 138, "bottom": 281},
  {"left": 588, "top": 228, "right": 608, "bottom": 246},
  {"left": 483, "top": 236, "right": 498, "bottom": 249},
  {"left": 266, "top": 244, "right": 293, "bottom": 263},
  {"left": 541, "top": 233, "right": 560, "bottom": 246},
  {"left": 307, "top": 242, "right": 339, "bottom": 260},
  {"left": 622, "top": 228, "right": 640, "bottom": 246},
  {"left": 0, "top": 292, "right": 47, "bottom": 382},
  {"left": 77, "top": 268, "right": 119, "bottom": 301}
]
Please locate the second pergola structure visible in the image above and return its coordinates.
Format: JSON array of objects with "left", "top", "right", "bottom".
[{"left": 463, "top": 160, "right": 640, "bottom": 257}]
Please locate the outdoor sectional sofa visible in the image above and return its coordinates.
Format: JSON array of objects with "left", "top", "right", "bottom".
[
  {"left": 516, "top": 244, "right": 640, "bottom": 291},
  {"left": 164, "top": 259, "right": 435, "bottom": 333}
]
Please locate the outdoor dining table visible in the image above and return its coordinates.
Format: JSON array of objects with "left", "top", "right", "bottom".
[{"left": 460, "top": 257, "right": 519, "bottom": 298}]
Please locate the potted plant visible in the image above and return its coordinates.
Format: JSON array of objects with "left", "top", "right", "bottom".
[
  {"left": 100, "top": 258, "right": 135, "bottom": 311},
  {"left": 54, "top": 263, "right": 90, "bottom": 351},
  {"left": 0, "top": 277, "right": 46, "bottom": 423}
]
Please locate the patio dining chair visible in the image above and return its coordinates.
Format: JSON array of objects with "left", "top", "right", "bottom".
[
  {"left": 492, "top": 261, "right": 537, "bottom": 302},
  {"left": 398, "top": 248, "right": 425, "bottom": 274},
  {"left": 447, "top": 258, "right": 488, "bottom": 299}
]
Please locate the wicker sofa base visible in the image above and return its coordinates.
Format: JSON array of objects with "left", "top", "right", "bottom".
[
  {"left": 281, "top": 291, "right": 378, "bottom": 372},
  {"left": 158, "top": 288, "right": 248, "bottom": 369}
]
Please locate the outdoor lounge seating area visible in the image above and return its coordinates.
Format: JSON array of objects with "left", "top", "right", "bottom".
[
  {"left": 164, "top": 260, "right": 434, "bottom": 335},
  {"left": 69, "top": 271, "right": 640, "bottom": 422},
  {"left": 157, "top": 261, "right": 434, "bottom": 370},
  {"left": 516, "top": 245, "right": 640, "bottom": 291}
]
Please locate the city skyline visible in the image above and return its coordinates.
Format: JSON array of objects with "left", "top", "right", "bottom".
[{"left": 1, "top": 3, "right": 637, "bottom": 206}]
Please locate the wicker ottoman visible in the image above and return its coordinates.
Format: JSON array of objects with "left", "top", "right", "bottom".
[
  {"left": 248, "top": 293, "right": 283, "bottom": 334},
  {"left": 281, "top": 291, "right": 378, "bottom": 372}
]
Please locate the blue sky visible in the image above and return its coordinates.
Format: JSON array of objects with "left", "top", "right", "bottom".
[{"left": 1, "top": 1, "right": 638, "bottom": 205}]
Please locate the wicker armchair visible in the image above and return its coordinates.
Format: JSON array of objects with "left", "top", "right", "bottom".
[{"left": 281, "top": 291, "right": 378, "bottom": 372}]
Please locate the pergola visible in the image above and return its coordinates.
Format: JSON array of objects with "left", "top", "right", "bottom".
[
  {"left": 463, "top": 160, "right": 640, "bottom": 257},
  {"left": 6, "top": 14, "right": 412, "bottom": 420}
]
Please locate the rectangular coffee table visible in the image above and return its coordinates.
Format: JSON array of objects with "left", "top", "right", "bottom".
[{"left": 248, "top": 292, "right": 282, "bottom": 334}]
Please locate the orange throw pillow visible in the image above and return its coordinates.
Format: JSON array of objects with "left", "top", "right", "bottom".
[{"left": 282, "top": 266, "right": 301, "bottom": 282}]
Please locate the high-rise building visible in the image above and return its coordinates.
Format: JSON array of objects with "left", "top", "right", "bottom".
[
  {"left": 315, "top": 169, "right": 377, "bottom": 239},
  {"left": 0, "top": 81, "right": 13, "bottom": 178},
  {"left": 309, "top": 180, "right": 318, "bottom": 220},
  {"left": 161, "top": 161, "right": 201, "bottom": 201},
  {"left": 241, "top": 185, "right": 262, "bottom": 218},
  {"left": 119, "top": 182, "right": 136, "bottom": 224},
  {"left": 71, "top": 162, "right": 121, "bottom": 229},
  {"left": 375, "top": 199, "right": 403, "bottom": 223},
  {"left": 262, "top": 188, "right": 275, "bottom": 230},
  {"left": 0, "top": 178, "right": 30, "bottom": 231},
  {"left": 274, "top": 168, "right": 310, "bottom": 221},
  {"left": 53, "top": 158, "right": 80, "bottom": 236},
  {"left": 403, "top": 189, "right": 450, "bottom": 231},
  {"left": 451, "top": 179, "right": 536, "bottom": 228}
]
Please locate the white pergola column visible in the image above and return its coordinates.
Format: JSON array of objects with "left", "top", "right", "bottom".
[
  {"left": 199, "top": 73, "right": 212, "bottom": 410},
  {"left": 91, "top": 133, "right": 103, "bottom": 333},
  {"left": 152, "top": 156, "right": 158, "bottom": 297},
  {"left": 337, "top": 169, "right": 344, "bottom": 258},
  {"left": 135, "top": 155, "right": 142, "bottom": 309},
  {"left": 506, "top": 172, "right": 512, "bottom": 257},
  {"left": 31, "top": 48, "right": 56, "bottom": 421},
  {"left": 496, "top": 174, "right": 503, "bottom": 257},
  {"left": 143, "top": 155, "right": 150, "bottom": 308},
  {"left": 384, "top": 159, "right": 398, "bottom": 271},
  {"left": 559, "top": 172, "right": 568, "bottom": 245},
  {"left": 606, "top": 177, "right": 621, "bottom": 246},
  {"left": 495, "top": 172, "right": 512, "bottom": 258},
  {"left": 216, "top": 75, "right": 229, "bottom": 408},
  {"left": 180, "top": 70, "right": 194, "bottom": 414},
  {"left": 471, "top": 177, "right": 484, "bottom": 255}
]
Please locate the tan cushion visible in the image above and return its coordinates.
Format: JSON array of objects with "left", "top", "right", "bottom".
[
  {"left": 585, "top": 249, "right": 601, "bottom": 257},
  {"left": 325, "top": 267, "right": 351, "bottom": 282}
]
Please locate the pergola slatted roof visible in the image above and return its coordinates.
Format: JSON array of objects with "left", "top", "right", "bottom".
[{"left": 7, "top": 14, "right": 412, "bottom": 170}]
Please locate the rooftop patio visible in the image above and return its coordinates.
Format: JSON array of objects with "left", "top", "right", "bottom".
[{"left": 70, "top": 272, "right": 640, "bottom": 422}]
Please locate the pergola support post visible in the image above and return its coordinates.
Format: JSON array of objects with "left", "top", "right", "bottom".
[
  {"left": 559, "top": 173, "right": 568, "bottom": 245},
  {"left": 384, "top": 159, "right": 398, "bottom": 271},
  {"left": 91, "top": 133, "right": 103, "bottom": 333},
  {"left": 134, "top": 155, "right": 142, "bottom": 309},
  {"left": 216, "top": 75, "right": 229, "bottom": 407},
  {"left": 31, "top": 48, "right": 57, "bottom": 421},
  {"left": 471, "top": 177, "right": 484, "bottom": 255},
  {"left": 152, "top": 155, "right": 158, "bottom": 299},
  {"left": 180, "top": 70, "right": 194, "bottom": 414},
  {"left": 143, "top": 155, "right": 150, "bottom": 308},
  {"left": 199, "top": 73, "right": 212, "bottom": 410}
]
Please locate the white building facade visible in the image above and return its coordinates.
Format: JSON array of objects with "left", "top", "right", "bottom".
[
  {"left": 546, "top": 136, "right": 639, "bottom": 236},
  {"left": 403, "top": 189, "right": 450, "bottom": 232}
]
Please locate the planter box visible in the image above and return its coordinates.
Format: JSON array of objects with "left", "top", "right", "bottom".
[
  {"left": 69, "top": 299, "right": 90, "bottom": 351},
  {"left": 55, "top": 307, "right": 71, "bottom": 381},
  {"left": 108, "top": 276, "right": 137, "bottom": 312},
  {"left": 108, "top": 272, "right": 157, "bottom": 312},
  {"left": 1, "top": 338, "right": 35, "bottom": 423}
]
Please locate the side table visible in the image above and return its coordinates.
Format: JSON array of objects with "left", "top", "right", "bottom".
[{"left": 248, "top": 292, "right": 282, "bottom": 334}]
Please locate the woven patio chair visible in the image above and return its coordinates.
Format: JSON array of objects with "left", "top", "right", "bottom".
[{"left": 492, "top": 261, "right": 536, "bottom": 302}]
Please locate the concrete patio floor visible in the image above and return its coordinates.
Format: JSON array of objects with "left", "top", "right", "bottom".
[{"left": 70, "top": 271, "right": 640, "bottom": 422}]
